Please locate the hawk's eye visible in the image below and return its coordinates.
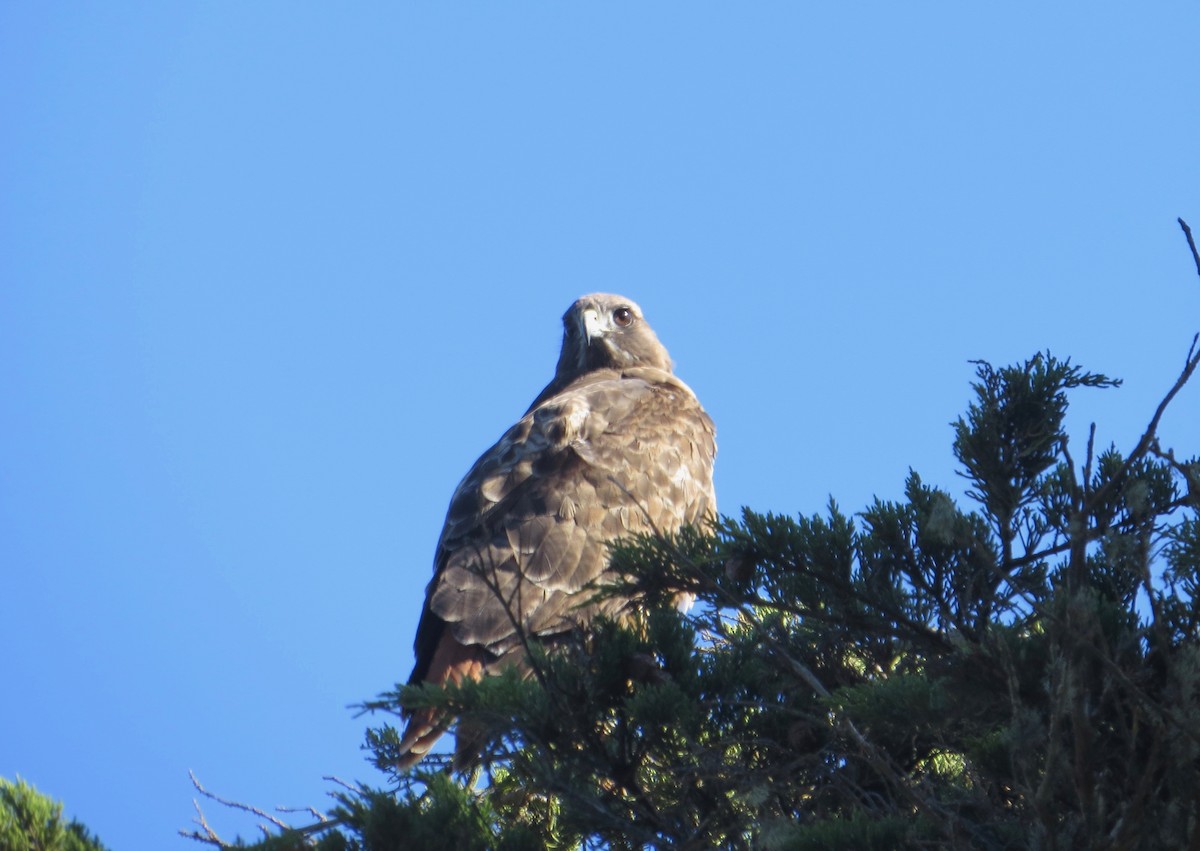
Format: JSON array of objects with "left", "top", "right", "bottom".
[{"left": 613, "top": 307, "right": 634, "bottom": 328}]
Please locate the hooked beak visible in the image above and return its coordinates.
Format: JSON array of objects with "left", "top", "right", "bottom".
[{"left": 580, "top": 307, "right": 605, "bottom": 344}]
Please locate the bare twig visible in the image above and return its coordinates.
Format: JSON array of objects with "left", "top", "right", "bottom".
[
  {"left": 1180, "top": 217, "right": 1200, "bottom": 277},
  {"left": 322, "top": 775, "right": 361, "bottom": 795},
  {"left": 180, "top": 770, "right": 342, "bottom": 846},
  {"left": 1083, "top": 422, "right": 1097, "bottom": 500},
  {"left": 181, "top": 796, "right": 226, "bottom": 847},
  {"left": 276, "top": 804, "right": 328, "bottom": 821},
  {"left": 185, "top": 770, "right": 292, "bottom": 832}
]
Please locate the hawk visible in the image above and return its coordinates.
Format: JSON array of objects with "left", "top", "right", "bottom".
[{"left": 397, "top": 293, "right": 716, "bottom": 768}]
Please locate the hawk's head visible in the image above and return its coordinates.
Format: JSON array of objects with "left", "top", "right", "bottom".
[{"left": 555, "top": 293, "right": 673, "bottom": 379}]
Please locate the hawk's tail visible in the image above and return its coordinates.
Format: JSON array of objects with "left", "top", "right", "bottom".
[
  {"left": 395, "top": 707, "right": 449, "bottom": 770},
  {"left": 395, "top": 634, "right": 490, "bottom": 769}
]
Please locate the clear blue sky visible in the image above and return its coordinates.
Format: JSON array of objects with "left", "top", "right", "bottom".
[{"left": 2, "top": 4, "right": 1198, "bottom": 848}]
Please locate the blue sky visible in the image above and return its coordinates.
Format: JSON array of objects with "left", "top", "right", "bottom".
[{"left": 2, "top": 4, "right": 1198, "bottom": 848}]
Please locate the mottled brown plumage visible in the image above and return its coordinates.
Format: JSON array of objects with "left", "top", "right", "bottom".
[{"left": 397, "top": 293, "right": 716, "bottom": 768}]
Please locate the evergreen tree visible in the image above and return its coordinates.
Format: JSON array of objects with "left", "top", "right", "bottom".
[
  {"left": 194, "top": 338, "right": 1200, "bottom": 851},
  {"left": 0, "top": 777, "right": 109, "bottom": 851}
]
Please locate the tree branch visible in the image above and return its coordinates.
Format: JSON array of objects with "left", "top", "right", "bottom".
[
  {"left": 1180, "top": 217, "right": 1200, "bottom": 278},
  {"left": 1083, "top": 335, "right": 1200, "bottom": 518},
  {"left": 179, "top": 771, "right": 337, "bottom": 847}
]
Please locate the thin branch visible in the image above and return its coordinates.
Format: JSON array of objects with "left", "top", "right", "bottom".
[
  {"left": 1180, "top": 217, "right": 1200, "bottom": 277},
  {"left": 181, "top": 797, "right": 226, "bottom": 847},
  {"left": 468, "top": 546, "right": 552, "bottom": 689},
  {"left": 187, "top": 770, "right": 292, "bottom": 831},
  {"left": 1084, "top": 422, "right": 1097, "bottom": 500},
  {"left": 322, "top": 775, "right": 361, "bottom": 795},
  {"left": 180, "top": 771, "right": 329, "bottom": 847},
  {"left": 276, "top": 804, "right": 328, "bottom": 822}
]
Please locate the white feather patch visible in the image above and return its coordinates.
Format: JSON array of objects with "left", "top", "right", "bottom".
[{"left": 561, "top": 397, "right": 590, "bottom": 441}]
